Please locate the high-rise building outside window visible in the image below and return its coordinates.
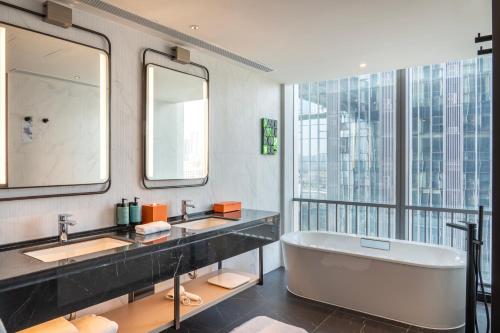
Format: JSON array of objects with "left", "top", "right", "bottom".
[{"left": 293, "top": 55, "right": 492, "bottom": 284}]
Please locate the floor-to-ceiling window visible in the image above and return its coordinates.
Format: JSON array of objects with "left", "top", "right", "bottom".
[
  {"left": 293, "top": 55, "right": 493, "bottom": 284},
  {"left": 405, "top": 56, "right": 493, "bottom": 283}
]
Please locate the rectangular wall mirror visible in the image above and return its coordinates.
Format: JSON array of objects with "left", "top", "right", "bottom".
[
  {"left": 145, "top": 63, "right": 208, "bottom": 185},
  {"left": 0, "top": 23, "right": 110, "bottom": 189}
]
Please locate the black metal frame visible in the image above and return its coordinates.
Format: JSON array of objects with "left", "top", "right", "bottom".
[
  {"left": 491, "top": 0, "right": 499, "bottom": 329},
  {"left": 0, "top": 1, "right": 112, "bottom": 201},
  {"left": 141, "top": 48, "right": 209, "bottom": 189},
  {"left": 172, "top": 246, "right": 264, "bottom": 330}
]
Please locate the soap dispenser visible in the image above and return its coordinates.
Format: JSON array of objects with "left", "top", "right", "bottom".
[
  {"left": 116, "top": 198, "right": 129, "bottom": 226},
  {"left": 129, "top": 197, "right": 142, "bottom": 225}
]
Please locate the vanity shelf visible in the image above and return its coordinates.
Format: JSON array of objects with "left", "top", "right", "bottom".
[{"left": 103, "top": 269, "right": 259, "bottom": 333}]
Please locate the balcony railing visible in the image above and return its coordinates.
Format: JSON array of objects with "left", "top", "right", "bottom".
[{"left": 292, "top": 197, "right": 492, "bottom": 284}]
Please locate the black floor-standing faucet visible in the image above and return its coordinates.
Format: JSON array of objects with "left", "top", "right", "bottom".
[{"left": 446, "top": 206, "right": 486, "bottom": 333}]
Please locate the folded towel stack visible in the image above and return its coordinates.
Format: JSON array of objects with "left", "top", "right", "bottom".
[
  {"left": 135, "top": 221, "right": 171, "bottom": 235},
  {"left": 18, "top": 315, "right": 118, "bottom": 333}
]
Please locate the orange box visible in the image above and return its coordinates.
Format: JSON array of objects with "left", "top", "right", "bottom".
[
  {"left": 142, "top": 203, "right": 168, "bottom": 223},
  {"left": 213, "top": 201, "right": 241, "bottom": 213}
]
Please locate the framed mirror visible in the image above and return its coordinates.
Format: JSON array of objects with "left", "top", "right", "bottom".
[
  {"left": 0, "top": 22, "right": 110, "bottom": 195},
  {"left": 143, "top": 51, "right": 209, "bottom": 188}
]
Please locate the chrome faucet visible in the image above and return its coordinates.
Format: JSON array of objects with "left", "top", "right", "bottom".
[
  {"left": 58, "top": 214, "right": 77, "bottom": 244},
  {"left": 181, "top": 200, "right": 195, "bottom": 221}
]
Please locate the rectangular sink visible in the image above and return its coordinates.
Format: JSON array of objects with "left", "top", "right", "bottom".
[
  {"left": 173, "top": 217, "right": 235, "bottom": 232},
  {"left": 24, "top": 237, "right": 131, "bottom": 263}
]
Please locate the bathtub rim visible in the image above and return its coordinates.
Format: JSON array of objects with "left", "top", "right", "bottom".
[
  {"left": 281, "top": 231, "right": 466, "bottom": 269},
  {"left": 285, "top": 284, "right": 465, "bottom": 331}
]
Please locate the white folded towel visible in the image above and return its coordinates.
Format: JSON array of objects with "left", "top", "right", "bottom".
[
  {"left": 135, "top": 221, "right": 171, "bottom": 235},
  {"left": 18, "top": 317, "right": 78, "bottom": 333},
  {"left": 72, "top": 314, "right": 118, "bottom": 333},
  {"left": 230, "top": 316, "right": 307, "bottom": 333},
  {"left": 0, "top": 318, "right": 6, "bottom": 333},
  {"left": 136, "top": 231, "right": 170, "bottom": 243}
]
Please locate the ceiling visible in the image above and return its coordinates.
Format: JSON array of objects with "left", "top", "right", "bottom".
[{"left": 100, "top": 0, "right": 490, "bottom": 83}]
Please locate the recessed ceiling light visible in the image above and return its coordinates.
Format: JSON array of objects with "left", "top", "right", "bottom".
[
  {"left": 360, "top": 63, "right": 367, "bottom": 68},
  {"left": 190, "top": 25, "right": 200, "bottom": 30}
]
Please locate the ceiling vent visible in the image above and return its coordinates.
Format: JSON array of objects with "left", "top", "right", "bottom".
[{"left": 77, "top": 0, "right": 274, "bottom": 72}]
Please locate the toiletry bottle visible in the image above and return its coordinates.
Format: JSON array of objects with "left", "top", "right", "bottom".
[
  {"left": 116, "top": 198, "right": 130, "bottom": 226},
  {"left": 129, "top": 197, "right": 142, "bottom": 225}
]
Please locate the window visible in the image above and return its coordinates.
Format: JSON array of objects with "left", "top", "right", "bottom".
[{"left": 293, "top": 55, "right": 493, "bottom": 284}]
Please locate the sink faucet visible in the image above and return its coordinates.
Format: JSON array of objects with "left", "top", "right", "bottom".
[
  {"left": 181, "top": 200, "right": 195, "bottom": 221},
  {"left": 58, "top": 214, "right": 77, "bottom": 244}
]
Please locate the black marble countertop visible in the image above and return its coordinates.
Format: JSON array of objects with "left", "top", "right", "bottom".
[{"left": 0, "top": 209, "right": 279, "bottom": 292}]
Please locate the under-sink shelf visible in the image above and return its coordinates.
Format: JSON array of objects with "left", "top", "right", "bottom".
[{"left": 103, "top": 269, "right": 259, "bottom": 333}]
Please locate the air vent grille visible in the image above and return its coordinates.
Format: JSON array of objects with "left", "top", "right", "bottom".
[{"left": 79, "top": 0, "right": 274, "bottom": 72}]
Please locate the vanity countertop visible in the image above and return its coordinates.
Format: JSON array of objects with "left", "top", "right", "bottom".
[{"left": 0, "top": 209, "right": 279, "bottom": 291}]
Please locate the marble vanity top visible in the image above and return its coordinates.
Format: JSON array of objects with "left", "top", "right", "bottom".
[{"left": 0, "top": 209, "right": 279, "bottom": 291}]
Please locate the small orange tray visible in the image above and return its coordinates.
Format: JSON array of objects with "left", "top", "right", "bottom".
[{"left": 213, "top": 201, "right": 241, "bottom": 213}]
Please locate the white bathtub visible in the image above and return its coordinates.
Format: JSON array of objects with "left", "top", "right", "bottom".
[{"left": 281, "top": 231, "right": 466, "bottom": 330}]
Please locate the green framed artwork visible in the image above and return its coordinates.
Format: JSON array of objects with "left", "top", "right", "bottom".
[{"left": 261, "top": 118, "right": 279, "bottom": 155}]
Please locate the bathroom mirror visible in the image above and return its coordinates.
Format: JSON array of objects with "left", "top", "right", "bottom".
[
  {"left": 0, "top": 23, "right": 110, "bottom": 189},
  {"left": 144, "top": 63, "right": 208, "bottom": 185}
]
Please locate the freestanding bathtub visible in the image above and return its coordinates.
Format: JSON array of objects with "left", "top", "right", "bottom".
[{"left": 281, "top": 231, "right": 466, "bottom": 330}]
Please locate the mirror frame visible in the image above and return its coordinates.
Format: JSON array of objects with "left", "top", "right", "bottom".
[
  {"left": 142, "top": 48, "right": 209, "bottom": 189},
  {"left": 0, "top": 3, "right": 112, "bottom": 201}
]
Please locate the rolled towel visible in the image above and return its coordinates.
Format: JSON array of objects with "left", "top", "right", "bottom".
[
  {"left": 72, "top": 314, "right": 118, "bottom": 333},
  {"left": 165, "top": 285, "right": 203, "bottom": 306},
  {"left": 135, "top": 221, "right": 171, "bottom": 235},
  {"left": 18, "top": 317, "right": 78, "bottom": 333}
]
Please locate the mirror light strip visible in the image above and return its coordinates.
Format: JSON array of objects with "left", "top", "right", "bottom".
[
  {"left": 99, "top": 53, "right": 108, "bottom": 180},
  {"left": 203, "top": 81, "right": 209, "bottom": 176},
  {"left": 146, "top": 66, "right": 154, "bottom": 177},
  {"left": 0, "top": 27, "right": 6, "bottom": 185}
]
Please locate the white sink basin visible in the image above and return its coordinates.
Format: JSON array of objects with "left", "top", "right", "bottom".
[
  {"left": 24, "top": 237, "right": 131, "bottom": 263},
  {"left": 173, "top": 217, "right": 234, "bottom": 232}
]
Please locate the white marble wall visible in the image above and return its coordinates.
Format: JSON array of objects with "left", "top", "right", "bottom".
[
  {"left": 8, "top": 71, "right": 102, "bottom": 187},
  {"left": 0, "top": 2, "right": 282, "bottom": 274}
]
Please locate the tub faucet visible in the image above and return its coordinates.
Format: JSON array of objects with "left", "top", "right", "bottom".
[
  {"left": 58, "top": 214, "right": 77, "bottom": 244},
  {"left": 181, "top": 200, "right": 195, "bottom": 221}
]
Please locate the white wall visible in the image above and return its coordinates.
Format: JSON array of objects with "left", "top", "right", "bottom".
[{"left": 0, "top": 0, "right": 281, "bottom": 285}]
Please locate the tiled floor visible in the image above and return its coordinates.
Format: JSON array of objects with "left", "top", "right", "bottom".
[{"left": 166, "top": 267, "right": 490, "bottom": 333}]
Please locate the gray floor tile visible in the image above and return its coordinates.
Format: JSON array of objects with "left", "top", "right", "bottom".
[{"left": 167, "top": 267, "right": 489, "bottom": 333}]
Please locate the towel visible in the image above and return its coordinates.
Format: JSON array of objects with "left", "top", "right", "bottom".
[
  {"left": 230, "top": 316, "right": 307, "bottom": 333},
  {"left": 135, "top": 221, "right": 171, "bottom": 235},
  {"left": 0, "top": 318, "right": 6, "bottom": 333},
  {"left": 18, "top": 317, "right": 78, "bottom": 333},
  {"left": 165, "top": 285, "right": 203, "bottom": 306},
  {"left": 72, "top": 314, "right": 118, "bottom": 333},
  {"left": 135, "top": 231, "right": 170, "bottom": 244}
]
